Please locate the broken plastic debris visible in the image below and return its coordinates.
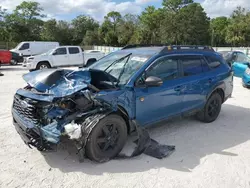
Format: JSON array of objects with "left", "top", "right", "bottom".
[
  {"left": 116, "top": 121, "right": 176, "bottom": 160},
  {"left": 143, "top": 139, "right": 175, "bottom": 159},
  {"left": 64, "top": 122, "right": 82, "bottom": 140}
]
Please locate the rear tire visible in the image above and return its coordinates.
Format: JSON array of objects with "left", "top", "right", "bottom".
[
  {"left": 86, "top": 114, "right": 127, "bottom": 163},
  {"left": 196, "top": 93, "right": 222, "bottom": 123},
  {"left": 36, "top": 62, "right": 51, "bottom": 70}
]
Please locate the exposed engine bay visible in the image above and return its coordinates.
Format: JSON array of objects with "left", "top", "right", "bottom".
[{"left": 12, "top": 68, "right": 175, "bottom": 162}]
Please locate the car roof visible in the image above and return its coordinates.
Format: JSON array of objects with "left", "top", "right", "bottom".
[
  {"left": 58, "top": 46, "right": 80, "bottom": 48},
  {"left": 120, "top": 46, "right": 164, "bottom": 53},
  {"left": 120, "top": 45, "right": 219, "bottom": 58}
]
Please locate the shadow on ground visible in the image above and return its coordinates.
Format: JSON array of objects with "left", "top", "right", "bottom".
[
  {"left": 42, "top": 104, "right": 250, "bottom": 174},
  {"left": 0, "top": 65, "right": 26, "bottom": 72}
]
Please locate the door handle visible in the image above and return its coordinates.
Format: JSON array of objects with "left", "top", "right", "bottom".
[{"left": 174, "top": 86, "right": 182, "bottom": 91}]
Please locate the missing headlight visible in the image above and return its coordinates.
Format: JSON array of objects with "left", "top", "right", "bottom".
[{"left": 57, "top": 99, "right": 76, "bottom": 110}]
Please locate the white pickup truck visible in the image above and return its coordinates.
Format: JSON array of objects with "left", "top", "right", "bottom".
[{"left": 25, "top": 46, "right": 105, "bottom": 71}]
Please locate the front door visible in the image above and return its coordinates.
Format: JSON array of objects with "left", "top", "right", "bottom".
[
  {"left": 18, "top": 43, "right": 30, "bottom": 56},
  {"left": 52, "top": 47, "right": 69, "bottom": 67},
  {"left": 134, "top": 56, "right": 184, "bottom": 126}
]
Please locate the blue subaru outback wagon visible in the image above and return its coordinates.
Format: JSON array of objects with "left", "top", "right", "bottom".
[{"left": 12, "top": 45, "right": 233, "bottom": 162}]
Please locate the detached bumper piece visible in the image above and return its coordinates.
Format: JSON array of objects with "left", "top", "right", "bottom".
[
  {"left": 13, "top": 110, "right": 55, "bottom": 151},
  {"left": 116, "top": 121, "right": 175, "bottom": 160}
]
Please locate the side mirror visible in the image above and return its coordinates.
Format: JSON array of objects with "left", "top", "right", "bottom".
[
  {"left": 52, "top": 51, "right": 57, "bottom": 55},
  {"left": 145, "top": 76, "right": 163, "bottom": 87}
]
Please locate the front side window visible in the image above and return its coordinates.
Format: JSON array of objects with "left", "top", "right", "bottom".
[
  {"left": 181, "top": 56, "right": 203, "bottom": 76},
  {"left": 19, "top": 43, "right": 30, "bottom": 50},
  {"left": 236, "top": 52, "right": 249, "bottom": 62},
  {"left": 54, "top": 48, "right": 67, "bottom": 55},
  {"left": 146, "top": 57, "right": 178, "bottom": 81},
  {"left": 69, "top": 47, "right": 80, "bottom": 54}
]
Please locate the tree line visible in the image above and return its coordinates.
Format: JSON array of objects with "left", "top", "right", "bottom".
[{"left": 0, "top": 0, "right": 250, "bottom": 47}]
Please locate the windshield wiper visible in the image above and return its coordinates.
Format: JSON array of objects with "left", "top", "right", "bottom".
[
  {"left": 116, "top": 54, "right": 132, "bottom": 86},
  {"left": 104, "top": 53, "right": 132, "bottom": 72}
]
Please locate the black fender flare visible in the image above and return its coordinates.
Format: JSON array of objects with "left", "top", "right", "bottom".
[{"left": 206, "top": 81, "right": 226, "bottom": 102}]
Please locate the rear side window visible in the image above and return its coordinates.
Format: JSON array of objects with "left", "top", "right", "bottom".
[
  {"left": 206, "top": 56, "right": 221, "bottom": 69},
  {"left": 181, "top": 56, "right": 203, "bottom": 76},
  {"left": 147, "top": 57, "right": 178, "bottom": 81},
  {"left": 69, "top": 47, "right": 80, "bottom": 54}
]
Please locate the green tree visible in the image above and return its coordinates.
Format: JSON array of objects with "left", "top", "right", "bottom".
[
  {"left": 83, "top": 29, "right": 100, "bottom": 45},
  {"left": 0, "top": 7, "right": 9, "bottom": 41},
  {"left": 225, "top": 7, "right": 250, "bottom": 46},
  {"left": 56, "top": 20, "right": 74, "bottom": 45},
  {"left": 105, "top": 11, "right": 122, "bottom": 33},
  {"left": 210, "top": 17, "right": 229, "bottom": 46},
  {"left": 162, "top": 0, "right": 193, "bottom": 12},
  {"left": 100, "top": 11, "right": 122, "bottom": 46},
  {"left": 160, "top": 1, "right": 209, "bottom": 45},
  {"left": 117, "top": 14, "right": 139, "bottom": 45},
  {"left": 40, "top": 19, "right": 58, "bottom": 41},
  {"left": 4, "top": 1, "right": 45, "bottom": 42},
  {"left": 71, "top": 15, "right": 99, "bottom": 45},
  {"left": 14, "top": 1, "right": 45, "bottom": 20},
  {"left": 138, "top": 6, "right": 163, "bottom": 44}
]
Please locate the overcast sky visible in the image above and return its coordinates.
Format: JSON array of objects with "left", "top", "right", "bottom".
[{"left": 0, "top": 0, "right": 249, "bottom": 21}]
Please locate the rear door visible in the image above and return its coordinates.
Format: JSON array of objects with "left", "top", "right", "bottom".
[
  {"left": 68, "top": 47, "right": 83, "bottom": 66},
  {"left": 52, "top": 47, "right": 69, "bottom": 67},
  {"left": 134, "top": 55, "right": 184, "bottom": 126},
  {"left": 178, "top": 55, "right": 210, "bottom": 113}
]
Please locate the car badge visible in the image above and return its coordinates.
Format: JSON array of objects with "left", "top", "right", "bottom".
[{"left": 20, "top": 100, "right": 29, "bottom": 108}]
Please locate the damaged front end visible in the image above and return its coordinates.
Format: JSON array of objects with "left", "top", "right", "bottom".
[
  {"left": 12, "top": 69, "right": 115, "bottom": 150},
  {"left": 12, "top": 68, "right": 175, "bottom": 162}
]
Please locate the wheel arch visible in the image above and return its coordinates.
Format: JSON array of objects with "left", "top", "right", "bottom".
[
  {"left": 36, "top": 61, "right": 51, "bottom": 69},
  {"left": 116, "top": 105, "right": 135, "bottom": 135},
  {"left": 207, "top": 83, "right": 225, "bottom": 103}
]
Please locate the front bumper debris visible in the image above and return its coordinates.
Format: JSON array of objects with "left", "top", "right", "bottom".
[{"left": 12, "top": 109, "right": 55, "bottom": 151}]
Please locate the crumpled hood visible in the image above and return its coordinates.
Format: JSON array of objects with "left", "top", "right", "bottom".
[{"left": 23, "top": 69, "right": 91, "bottom": 97}]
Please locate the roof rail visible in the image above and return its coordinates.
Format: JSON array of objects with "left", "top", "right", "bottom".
[
  {"left": 121, "top": 44, "right": 215, "bottom": 52},
  {"left": 122, "top": 44, "right": 167, "bottom": 49}
]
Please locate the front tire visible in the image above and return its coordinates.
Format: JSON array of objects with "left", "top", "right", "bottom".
[
  {"left": 36, "top": 62, "right": 51, "bottom": 70},
  {"left": 86, "top": 114, "right": 127, "bottom": 162},
  {"left": 10, "top": 60, "right": 18, "bottom": 65},
  {"left": 196, "top": 93, "right": 222, "bottom": 123}
]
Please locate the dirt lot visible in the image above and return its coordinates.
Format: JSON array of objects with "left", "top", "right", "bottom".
[{"left": 1, "top": 65, "right": 250, "bottom": 188}]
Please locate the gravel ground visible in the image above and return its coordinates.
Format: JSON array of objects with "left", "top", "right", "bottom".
[{"left": 1, "top": 65, "right": 250, "bottom": 188}]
